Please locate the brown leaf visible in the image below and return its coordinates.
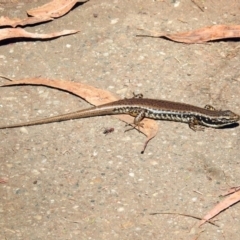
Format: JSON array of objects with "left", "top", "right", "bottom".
[
  {"left": 198, "top": 190, "right": 240, "bottom": 227},
  {"left": 0, "top": 16, "right": 53, "bottom": 28},
  {"left": 27, "top": 0, "right": 88, "bottom": 18},
  {"left": 1, "top": 78, "right": 158, "bottom": 152},
  {"left": 137, "top": 25, "right": 240, "bottom": 44},
  {"left": 0, "top": 28, "right": 79, "bottom": 42}
]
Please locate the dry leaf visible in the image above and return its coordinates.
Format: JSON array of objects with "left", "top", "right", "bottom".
[
  {"left": 198, "top": 190, "right": 240, "bottom": 227},
  {"left": 137, "top": 25, "right": 240, "bottom": 44},
  {"left": 27, "top": 0, "right": 88, "bottom": 18},
  {"left": 1, "top": 78, "right": 158, "bottom": 153},
  {"left": 0, "top": 0, "right": 84, "bottom": 41},
  {"left": 0, "top": 16, "right": 53, "bottom": 28},
  {"left": 0, "top": 28, "right": 79, "bottom": 42}
]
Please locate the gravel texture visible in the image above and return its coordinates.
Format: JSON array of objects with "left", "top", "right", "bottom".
[{"left": 1, "top": 0, "right": 240, "bottom": 239}]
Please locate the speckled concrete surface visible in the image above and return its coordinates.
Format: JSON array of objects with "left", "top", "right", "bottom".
[{"left": 1, "top": 0, "right": 240, "bottom": 239}]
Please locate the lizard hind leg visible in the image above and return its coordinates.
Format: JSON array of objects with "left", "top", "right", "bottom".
[
  {"left": 124, "top": 109, "right": 146, "bottom": 132},
  {"left": 188, "top": 117, "right": 205, "bottom": 131}
]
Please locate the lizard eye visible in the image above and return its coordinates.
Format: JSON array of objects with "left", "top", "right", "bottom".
[
  {"left": 226, "top": 110, "right": 232, "bottom": 115},
  {"left": 222, "top": 110, "right": 234, "bottom": 117}
]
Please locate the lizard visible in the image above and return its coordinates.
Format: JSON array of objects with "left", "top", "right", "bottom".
[{"left": 0, "top": 98, "right": 239, "bottom": 131}]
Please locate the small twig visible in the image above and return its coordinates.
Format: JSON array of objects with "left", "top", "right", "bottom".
[
  {"left": 0, "top": 75, "right": 14, "bottom": 81},
  {"left": 177, "top": 18, "right": 188, "bottom": 23},
  {"left": 191, "top": 0, "right": 205, "bottom": 12},
  {"left": 60, "top": 216, "right": 81, "bottom": 224},
  {"left": 150, "top": 212, "right": 219, "bottom": 227},
  {"left": 193, "top": 190, "right": 203, "bottom": 195}
]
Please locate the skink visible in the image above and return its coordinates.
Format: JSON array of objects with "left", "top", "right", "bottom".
[{"left": 0, "top": 98, "right": 239, "bottom": 130}]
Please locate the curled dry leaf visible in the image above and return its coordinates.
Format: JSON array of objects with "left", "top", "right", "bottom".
[
  {"left": 198, "top": 190, "right": 240, "bottom": 227},
  {"left": 1, "top": 78, "right": 158, "bottom": 152},
  {"left": 0, "top": 16, "right": 53, "bottom": 28},
  {"left": 0, "top": 28, "right": 79, "bottom": 42},
  {"left": 27, "top": 0, "right": 89, "bottom": 18},
  {"left": 137, "top": 25, "right": 240, "bottom": 44}
]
